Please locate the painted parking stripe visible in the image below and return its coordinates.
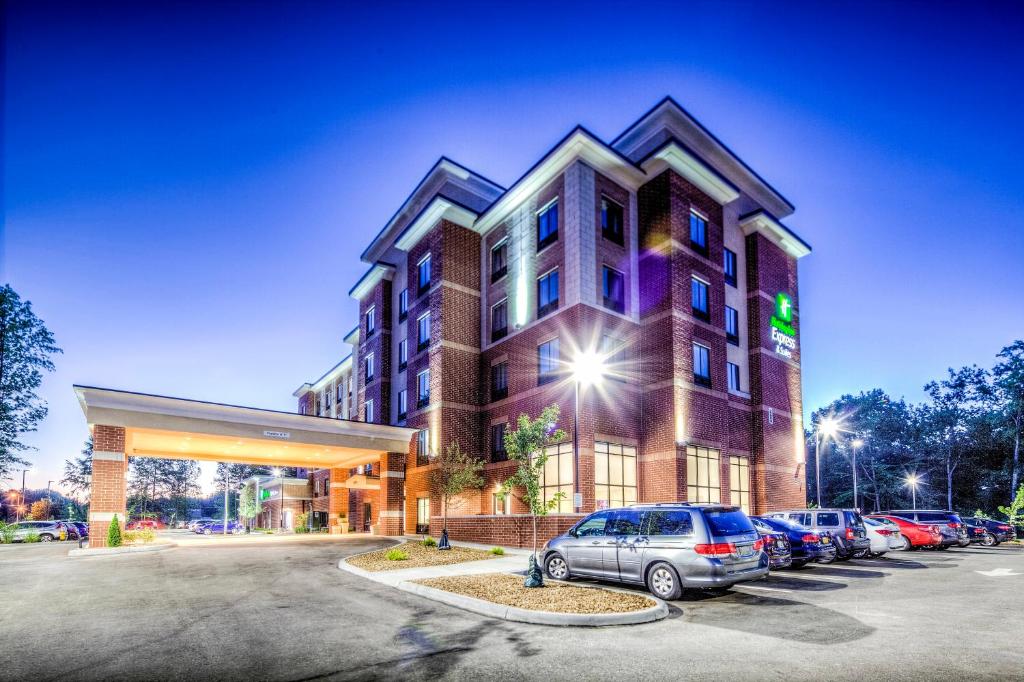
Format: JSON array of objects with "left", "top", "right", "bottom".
[{"left": 735, "top": 583, "right": 794, "bottom": 594}]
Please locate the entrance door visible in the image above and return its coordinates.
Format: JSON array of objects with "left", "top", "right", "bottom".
[{"left": 363, "top": 503, "right": 371, "bottom": 532}]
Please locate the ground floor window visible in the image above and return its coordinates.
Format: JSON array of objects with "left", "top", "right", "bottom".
[
  {"left": 416, "top": 497, "right": 430, "bottom": 534},
  {"left": 729, "top": 455, "right": 751, "bottom": 514},
  {"left": 686, "top": 445, "right": 721, "bottom": 503},
  {"left": 536, "top": 442, "right": 573, "bottom": 513},
  {"left": 493, "top": 492, "right": 511, "bottom": 515},
  {"left": 594, "top": 441, "right": 637, "bottom": 509}
]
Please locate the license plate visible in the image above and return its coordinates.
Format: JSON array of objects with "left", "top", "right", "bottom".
[
  {"left": 821, "top": 536, "right": 831, "bottom": 544},
  {"left": 738, "top": 545, "right": 754, "bottom": 557}
]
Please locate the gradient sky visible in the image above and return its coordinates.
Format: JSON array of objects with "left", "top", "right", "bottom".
[{"left": 5, "top": 1, "right": 1024, "bottom": 494}]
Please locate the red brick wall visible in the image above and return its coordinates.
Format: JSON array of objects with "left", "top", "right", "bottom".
[
  {"left": 430, "top": 513, "right": 584, "bottom": 549},
  {"left": 89, "top": 425, "right": 128, "bottom": 548}
]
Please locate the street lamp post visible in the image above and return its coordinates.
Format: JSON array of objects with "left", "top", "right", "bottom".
[
  {"left": 272, "top": 468, "right": 283, "bottom": 530},
  {"left": 814, "top": 419, "right": 838, "bottom": 507},
  {"left": 222, "top": 469, "right": 229, "bottom": 537},
  {"left": 18, "top": 468, "right": 32, "bottom": 521},
  {"left": 851, "top": 439, "right": 864, "bottom": 510},
  {"left": 569, "top": 350, "right": 607, "bottom": 514},
  {"left": 906, "top": 474, "right": 921, "bottom": 510}
]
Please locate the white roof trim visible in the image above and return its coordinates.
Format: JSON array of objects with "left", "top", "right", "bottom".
[
  {"left": 641, "top": 141, "right": 740, "bottom": 205},
  {"left": 395, "top": 197, "right": 477, "bottom": 251},
  {"left": 350, "top": 263, "right": 394, "bottom": 301},
  {"left": 739, "top": 211, "right": 812, "bottom": 259}
]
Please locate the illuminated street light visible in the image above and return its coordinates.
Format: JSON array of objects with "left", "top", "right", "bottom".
[
  {"left": 905, "top": 473, "right": 922, "bottom": 510},
  {"left": 814, "top": 417, "right": 841, "bottom": 508},
  {"left": 570, "top": 349, "right": 607, "bottom": 513},
  {"left": 851, "top": 438, "right": 865, "bottom": 510},
  {"left": 271, "top": 468, "right": 283, "bottom": 530}
]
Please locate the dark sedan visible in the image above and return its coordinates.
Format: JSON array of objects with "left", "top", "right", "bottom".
[
  {"left": 752, "top": 516, "right": 836, "bottom": 567},
  {"left": 751, "top": 519, "right": 792, "bottom": 569},
  {"left": 964, "top": 516, "right": 1016, "bottom": 545}
]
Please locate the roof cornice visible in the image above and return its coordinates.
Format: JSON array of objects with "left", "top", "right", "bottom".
[
  {"left": 639, "top": 138, "right": 740, "bottom": 206},
  {"left": 738, "top": 210, "right": 812, "bottom": 259},
  {"left": 394, "top": 195, "right": 478, "bottom": 252},
  {"left": 348, "top": 262, "right": 395, "bottom": 300}
]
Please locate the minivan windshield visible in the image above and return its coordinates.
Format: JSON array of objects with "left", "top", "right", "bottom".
[{"left": 704, "top": 509, "right": 756, "bottom": 536}]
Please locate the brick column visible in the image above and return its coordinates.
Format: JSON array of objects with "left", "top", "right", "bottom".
[
  {"left": 89, "top": 425, "right": 128, "bottom": 548},
  {"left": 378, "top": 452, "right": 406, "bottom": 536},
  {"left": 328, "top": 468, "right": 350, "bottom": 533}
]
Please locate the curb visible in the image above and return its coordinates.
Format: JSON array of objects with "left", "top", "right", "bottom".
[{"left": 68, "top": 543, "right": 176, "bottom": 558}]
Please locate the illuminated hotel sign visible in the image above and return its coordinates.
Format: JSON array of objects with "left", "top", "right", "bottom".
[{"left": 770, "top": 292, "right": 797, "bottom": 359}]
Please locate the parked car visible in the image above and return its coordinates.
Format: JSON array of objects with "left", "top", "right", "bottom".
[
  {"left": 880, "top": 510, "right": 965, "bottom": 549},
  {"left": 187, "top": 518, "right": 215, "bottom": 533},
  {"left": 866, "top": 514, "right": 942, "bottom": 550},
  {"left": 126, "top": 518, "right": 166, "bottom": 531},
  {"left": 56, "top": 521, "right": 82, "bottom": 541},
  {"left": 765, "top": 509, "right": 870, "bottom": 560},
  {"left": 749, "top": 517, "right": 792, "bottom": 569},
  {"left": 961, "top": 519, "right": 991, "bottom": 545},
  {"left": 542, "top": 504, "right": 768, "bottom": 600},
  {"left": 70, "top": 521, "right": 89, "bottom": 539},
  {"left": 9, "top": 521, "right": 67, "bottom": 542},
  {"left": 751, "top": 516, "right": 837, "bottom": 567},
  {"left": 963, "top": 516, "right": 1016, "bottom": 545},
  {"left": 863, "top": 517, "right": 904, "bottom": 556},
  {"left": 200, "top": 521, "right": 244, "bottom": 535}
]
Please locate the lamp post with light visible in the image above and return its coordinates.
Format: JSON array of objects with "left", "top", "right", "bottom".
[
  {"left": 851, "top": 439, "right": 864, "bottom": 510},
  {"left": 569, "top": 350, "right": 607, "bottom": 514},
  {"left": 18, "top": 467, "right": 33, "bottom": 521},
  {"left": 272, "top": 467, "right": 283, "bottom": 529},
  {"left": 814, "top": 419, "right": 838, "bottom": 508},
  {"left": 906, "top": 473, "right": 922, "bottom": 510}
]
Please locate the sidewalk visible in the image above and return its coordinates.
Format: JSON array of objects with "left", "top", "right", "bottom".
[{"left": 344, "top": 538, "right": 531, "bottom": 587}]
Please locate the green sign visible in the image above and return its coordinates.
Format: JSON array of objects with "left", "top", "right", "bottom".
[
  {"left": 775, "top": 293, "right": 793, "bottom": 323},
  {"left": 260, "top": 489, "right": 271, "bottom": 501},
  {"left": 770, "top": 292, "right": 797, "bottom": 359}
]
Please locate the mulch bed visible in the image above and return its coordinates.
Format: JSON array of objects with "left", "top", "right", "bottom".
[
  {"left": 414, "top": 573, "right": 656, "bottom": 613},
  {"left": 346, "top": 541, "right": 497, "bottom": 572}
]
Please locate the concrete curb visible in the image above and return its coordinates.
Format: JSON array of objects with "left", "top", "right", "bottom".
[{"left": 68, "top": 543, "right": 176, "bottom": 558}]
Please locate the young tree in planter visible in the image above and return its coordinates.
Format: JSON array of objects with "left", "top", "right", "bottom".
[
  {"left": 498, "top": 404, "right": 567, "bottom": 587},
  {"left": 107, "top": 514, "right": 122, "bottom": 548},
  {"left": 998, "top": 484, "right": 1024, "bottom": 530},
  {"left": 428, "top": 442, "right": 484, "bottom": 550}
]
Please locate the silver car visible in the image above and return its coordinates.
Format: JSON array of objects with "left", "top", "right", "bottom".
[
  {"left": 541, "top": 504, "right": 768, "bottom": 600},
  {"left": 10, "top": 521, "right": 67, "bottom": 542}
]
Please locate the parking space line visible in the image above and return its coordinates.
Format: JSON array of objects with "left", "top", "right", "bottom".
[{"left": 736, "top": 583, "right": 794, "bottom": 594}]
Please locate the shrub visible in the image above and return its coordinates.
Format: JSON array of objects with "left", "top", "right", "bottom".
[
  {"left": 123, "top": 529, "right": 156, "bottom": 545},
  {"left": 24, "top": 532, "right": 41, "bottom": 543},
  {"left": 385, "top": 548, "right": 409, "bottom": 561},
  {"left": 295, "top": 525, "right": 309, "bottom": 534},
  {"left": 107, "top": 514, "right": 123, "bottom": 548},
  {"left": 489, "top": 547, "right": 505, "bottom": 555},
  {"left": 421, "top": 536, "right": 437, "bottom": 547},
  {"left": 0, "top": 522, "right": 15, "bottom": 544}
]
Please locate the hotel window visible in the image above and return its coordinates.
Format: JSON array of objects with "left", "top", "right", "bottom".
[
  {"left": 594, "top": 442, "right": 638, "bottom": 509},
  {"left": 417, "top": 254, "right": 431, "bottom": 295},
  {"left": 536, "top": 442, "right": 573, "bottom": 513},
  {"left": 493, "top": 492, "right": 511, "bottom": 515},
  {"left": 365, "top": 306, "right": 376, "bottom": 335},
  {"left": 322, "top": 388, "right": 330, "bottom": 409},
  {"left": 364, "top": 399, "right": 374, "bottom": 424},
  {"left": 723, "top": 248, "right": 738, "bottom": 287},
  {"left": 416, "top": 497, "right": 430, "bottom": 533},
  {"left": 537, "top": 269, "right": 559, "bottom": 318},
  {"left": 725, "top": 306, "right": 739, "bottom": 345},
  {"left": 602, "top": 266, "right": 625, "bottom": 314},
  {"left": 693, "top": 342, "right": 711, "bottom": 387},
  {"left": 417, "top": 369, "right": 430, "bottom": 408},
  {"left": 398, "top": 339, "right": 408, "bottom": 371},
  {"left": 491, "top": 422, "right": 507, "bottom": 461},
  {"left": 336, "top": 383, "right": 344, "bottom": 402},
  {"left": 600, "top": 334, "right": 627, "bottom": 381},
  {"left": 537, "top": 338, "right": 560, "bottom": 386},
  {"left": 398, "top": 288, "right": 409, "bottom": 322},
  {"left": 690, "top": 211, "right": 708, "bottom": 256},
  {"left": 491, "top": 361, "right": 508, "bottom": 401},
  {"left": 397, "top": 389, "right": 407, "bottom": 420},
  {"left": 727, "top": 362, "right": 742, "bottom": 393},
  {"left": 730, "top": 456, "right": 751, "bottom": 514},
  {"left": 417, "top": 312, "right": 431, "bottom": 352},
  {"left": 537, "top": 200, "right": 559, "bottom": 251},
  {"left": 691, "top": 276, "right": 709, "bottom": 321},
  {"left": 491, "top": 298, "right": 508, "bottom": 342},
  {"left": 416, "top": 428, "right": 430, "bottom": 464},
  {"left": 601, "top": 196, "right": 624, "bottom": 245},
  {"left": 365, "top": 353, "right": 375, "bottom": 382},
  {"left": 687, "top": 445, "right": 721, "bottom": 503},
  {"left": 491, "top": 239, "right": 508, "bottom": 282}
]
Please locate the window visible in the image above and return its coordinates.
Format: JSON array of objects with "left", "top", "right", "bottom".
[
  {"left": 491, "top": 239, "right": 508, "bottom": 282},
  {"left": 602, "top": 266, "right": 625, "bottom": 314},
  {"left": 416, "top": 369, "right": 430, "bottom": 408},
  {"left": 594, "top": 442, "right": 637, "bottom": 509},
  {"left": 322, "top": 388, "right": 330, "bottom": 409},
  {"left": 575, "top": 510, "right": 611, "bottom": 537},
  {"left": 816, "top": 512, "right": 841, "bottom": 527},
  {"left": 686, "top": 445, "right": 721, "bottom": 503},
  {"left": 365, "top": 353, "right": 375, "bottom": 382},
  {"left": 398, "top": 289, "right": 409, "bottom": 322},
  {"left": 537, "top": 442, "right": 573, "bottom": 513},
  {"left": 601, "top": 196, "right": 624, "bottom": 245},
  {"left": 492, "top": 492, "right": 510, "bottom": 515},
  {"left": 364, "top": 399, "right": 374, "bottom": 424},
  {"left": 730, "top": 456, "right": 751, "bottom": 514},
  {"left": 607, "top": 509, "right": 643, "bottom": 536},
  {"left": 417, "top": 312, "right": 431, "bottom": 351},
  {"left": 537, "top": 200, "right": 559, "bottom": 250},
  {"left": 725, "top": 306, "right": 739, "bottom": 345},
  {"left": 397, "top": 389, "right": 407, "bottom": 420},
  {"left": 689, "top": 211, "right": 708, "bottom": 256},
  {"left": 693, "top": 343, "right": 711, "bottom": 387},
  {"left": 416, "top": 497, "right": 430, "bottom": 534},
  {"left": 537, "top": 269, "right": 559, "bottom": 318},
  {"left": 398, "top": 339, "right": 408, "bottom": 371},
  {"left": 727, "top": 362, "right": 741, "bottom": 393},
  {"left": 491, "top": 361, "right": 508, "bottom": 401},
  {"left": 600, "top": 335, "right": 627, "bottom": 380},
  {"left": 537, "top": 338, "right": 560, "bottom": 385},
  {"left": 645, "top": 510, "right": 694, "bottom": 536},
  {"left": 691, "top": 276, "right": 709, "bottom": 321},
  {"left": 723, "top": 248, "right": 738, "bottom": 287},
  {"left": 365, "top": 306, "right": 376, "bottom": 335},
  {"left": 417, "top": 254, "right": 431, "bottom": 294},
  {"left": 416, "top": 428, "right": 430, "bottom": 464},
  {"left": 491, "top": 422, "right": 507, "bottom": 461},
  {"left": 491, "top": 299, "right": 508, "bottom": 342}
]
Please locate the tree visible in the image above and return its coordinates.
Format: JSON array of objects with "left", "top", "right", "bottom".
[
  {"left": 499, "top": 404, "right": 568, "bottom": 586},
  {"left": 992, "top": 341, "right": 1024, "bottom": 507},
  {"left": 428, "top": 442, "right": 484, "bottom": 548},
  {"left": 107, "top": 514, "right": 122, "bottom": 547},
  {"left": 29, "top": 499, "right": 50, "bottom": 520},
  {"left": 997, "top": 484, "right": 1024, "bottom": 528},
  {"left": 62, "top": 438, "right": 93, "bottom": 501},
  {"left": 0, "top": 285, "right": 62, "bottom": 483},
  {"left": 238, "top": 484, "right": 258, "bottom": 526}
]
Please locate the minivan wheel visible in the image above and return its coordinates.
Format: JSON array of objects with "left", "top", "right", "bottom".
[
  {"left": 40, "top": 534, "right": 54, "bottom": 542},
  {"left": 646, "top": 562, "right": 682, "bottom": 601},
  {"left": 545, "top": 554, "right": 570, "bottom": 581}
]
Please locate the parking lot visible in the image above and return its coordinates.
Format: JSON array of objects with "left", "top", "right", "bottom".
[{"left": 0, "top": 538, "right": 1021, "bottom": 681}]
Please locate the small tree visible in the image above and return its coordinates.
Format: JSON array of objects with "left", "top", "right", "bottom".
[
  {"left": 30, "top": 499, "right": 50, "bottom": 520},
  {"left": 499, "top": 404, "right": 568, "bottom": 586},
  {"left": 997, "top": 484, "right": 1024, "bottom": 529},
  {"left": 428, "top": 442, "right": 485, "bottom": 549},
  {"left": 107, "top": 514, "right": 122, "bottom": 548},
  {"left": 238, "top": 485, "right": 258, "bottom": 527}
]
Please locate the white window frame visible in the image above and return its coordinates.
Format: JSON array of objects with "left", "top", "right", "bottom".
[
  {"left": 364, "top": 399, "right": 374, "bottom": 424},
  {"left": 365, "top": 306, "right": 376, "bottom": 334}
]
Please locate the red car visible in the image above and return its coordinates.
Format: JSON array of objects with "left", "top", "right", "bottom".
[
  {"left": 867, "top": 514, "right": 941, "bottom": 549},
  {"left": 125, "top": 518, "right": 166, "bottom": 530}
]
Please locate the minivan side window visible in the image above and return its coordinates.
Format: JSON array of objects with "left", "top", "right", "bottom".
[
  {"left": 788, "top": 512, "right": 811, "bottom": 526},
  {"left": 917, "top": 512, "right": 945, "bottom": 522},
  {"left": 646, "top": 510, "right": 694, "bottom": 536},
  {"left": 844, "top": 511, "right": 864, "bottom": 526},
  {"left": 607, "top": 509, "right": 643, "bottom": 536},
  {"left": 575, "top": 512, "right": 612, "bottom": 537},
  {"left": 816, "top": 512, "right": 840, "bottom": 526}
]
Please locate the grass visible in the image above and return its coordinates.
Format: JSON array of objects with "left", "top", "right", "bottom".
[
  {"left": 346, "top": 541, "right": 498, "bottom": 572},
  {"left": 386, "top": 548, "right": 409, "bottom": 561},
  {"left": 489, "top": 547, "right": 505, "bottom": 555}
]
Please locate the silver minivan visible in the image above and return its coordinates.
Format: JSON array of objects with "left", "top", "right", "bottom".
[{"left": 541, "top": 504, "right": 768, "bottom": 600}]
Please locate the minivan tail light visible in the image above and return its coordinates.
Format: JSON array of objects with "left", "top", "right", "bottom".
[
  {"left": 752, "top": 538, "right": 764, "bottom": 551},
  {"left": 801, "top": 533, "right": 820, "bottom": 544},
  {"left": 694, "top": 543, "right": 736, "bottom": 557},
  {"left": 845, "top": 528, "right": 855, "bottom": 540}
]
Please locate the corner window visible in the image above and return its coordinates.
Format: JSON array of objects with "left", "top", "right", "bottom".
[
  {"left": 364, "top": 399, "right": 374, "bottom": 424},
  {"left": 417, "top": 254, "right": 432, "bottom": 295},
  {"left": 416, "top": 369, "right": 430, "bottom": 408},
  {"left": 536, "top": 442, "right": 573, "bottom": 513},
  {"left": 491, "top": 239, "right": 508, "bottom": 283},
  {"left": 537, "top": 269, "right": 559, "bottom": 319},
  {"left": 689, "top": 211, "right": 708, "bottom": 256},
  {"left": 398, "top": 289, "right": 409, "bottom": 322},
  {"left": 538, "top": 338, "right": 560, "bottom": 385},
  {"left": 594, "top": 442, "right": 637, "bottom": 509},
  {"left": 601, "top": 196, "right": 624, "bottom": 245},
  {"left": 691, "top": 276, "right": 709, "bottom": 322},
  {"left": 730, "top": 456, "right": 751, "bottom": 514},
  {"left": 491, "top": 422, "right": 507, "bottom": 461},
  {"left": 416, "top": 497, "right": 430, "bottom": 533},
  {"left": 417, "top": 312, "right": 431, "bottom": 352},
  {"left": 398, "top": 339, "right": 408, "bottom": 371},
  {"left": 600, "top": 335, "right": 627, "bottom": 379},
  {"left": 727, "top": 362, "right": 741, "bottom": 392},
  {"left": 365, "top": 353, "right": 375, "bottom": 382},
  {"left": 686, "top": 445, "right": 721, "bottom": 503},
  {"left": 693, "top": 342, "right": 711, "bottom": 387},
  {"left": 491, "top": 361, "right": 508, "bottom": 401},
  {"left": 397, "top": 389, "right": 407, "bottom": 420},
  {"left": 723, "top": 248, "right": 737, "bottom": 287},
  {"left": 602, "top": 266, "right": 625, "bottom": 314},
  {"left": 416, "top": 428, "right": 430, "bottom": 465},
  {"left": 725, "top": 306, "right": 739, "bottom": 345},
  {"left": 491, "top": 299, "right": 508, "bottom": 342},
  {"left": 537, "top": 201, "right": 559, "bottom": 251}
]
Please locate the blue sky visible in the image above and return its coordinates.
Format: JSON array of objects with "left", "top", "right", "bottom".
[{"left": 5, "top": 1, "right": 1023, "bottom": 493}]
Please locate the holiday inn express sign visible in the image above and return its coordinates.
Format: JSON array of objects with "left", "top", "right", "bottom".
[{"left": 770, "top": 292, "right": 797, "bottom": 359}]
